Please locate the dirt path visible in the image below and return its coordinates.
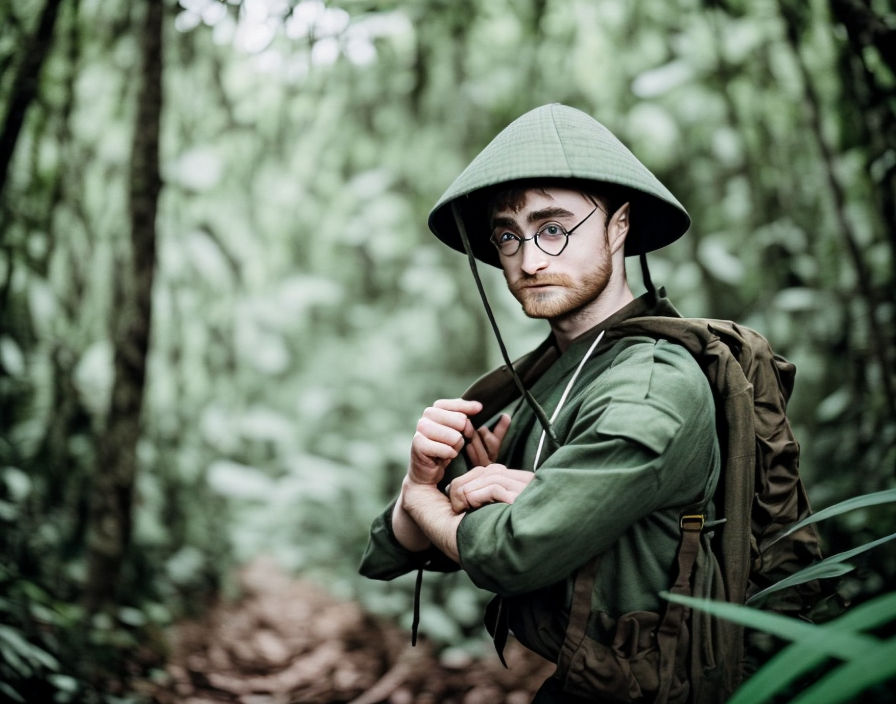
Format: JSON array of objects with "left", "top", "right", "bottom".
[{"left": 150, "top": 559, "right": 554, "bottom": 704}]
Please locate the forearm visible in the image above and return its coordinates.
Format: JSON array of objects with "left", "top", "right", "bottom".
[
  {"left": 400, "top": 478, "right": 462, "bottom": 564},
  {"left": 390, "top": 488, "right": 432, "bottom": 552}
]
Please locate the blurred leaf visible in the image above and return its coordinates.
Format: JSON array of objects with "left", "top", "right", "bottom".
[
  {"left": 0, "top": 625, "right": 61, "bottom": 673},
  {"left": 698, "top": 236, "right": 744, "bottom": 284},
  {"left": 170, "top": 146, "right": 223, "bottom": 191},
  {"left": 414, "top": 603, "right": 462, "bottom": 643},
  {"left": 207, "top": 460, "right": 275, "bottom": 499},
  {"left": 788, "top": 638, "right": 896, "bottom": 704},
  {"left": 772, "top": 287, "right": 817, "bottom": 312},
  {"left": 0, "top": 500, "right": 18, "bottom": 520},
  {"left": 117, "top": 607, "right": 147, "bottom": 627},
  {"left": 746, "top": 563, "right": 855, "bottom": 606},
  {"left": 1, "top": 467, "right": 31, "bottom": 502},
  {"left": 767, "top": 489, "right": 896, "bottom": 545},
  {"left": 631, "top": 60, "right": 694, "bottom": 98},
  {"left": 729, "top": 591, "right": 896, "bottom": 704},
  {"left": 749, "top": 532, "right": 896, "bottom": 605},
  {"left": 816, "top": 388, "right": 852, "bottom": 422},
  {"left": 660, "top": 592, "right": 878, "bottom": 658},
  {"left": 166, "top": 546, "right": 206, "bottom": 586},
  {"left": 0, "top": 682, "right": 25, "bottom": 703},
  {"left": 47, "top": 673, "right": 79, "bottom": 694},
  {"left": 0, "top": 337, "right": 25, "bottom": 376},
  {"left": 72, "top": 341, "right": 113, "bottom": 419}
]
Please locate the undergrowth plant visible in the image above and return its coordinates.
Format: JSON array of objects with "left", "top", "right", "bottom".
[{"left": 663, "top": 488, "right": 896, "bottom": 703}]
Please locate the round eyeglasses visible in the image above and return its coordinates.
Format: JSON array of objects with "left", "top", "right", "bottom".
[{"left": 489, "top": 203, "right": 605, "bottom": 257}]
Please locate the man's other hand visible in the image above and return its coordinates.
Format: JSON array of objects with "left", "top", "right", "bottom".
[
  {"left": 465, "top": 413, "right": 511, "bottom": 468},
  {"left": 448, "top": 463, "right": 535, "bottom": 512}
]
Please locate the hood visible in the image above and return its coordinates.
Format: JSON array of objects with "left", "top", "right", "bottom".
[{"left": 427, "top": 103, "right": 690, "bottom": 267}]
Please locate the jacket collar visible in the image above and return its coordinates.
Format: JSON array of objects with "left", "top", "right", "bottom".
[{"left": 463, "top": 292, "right": 679, "bottom": 424}]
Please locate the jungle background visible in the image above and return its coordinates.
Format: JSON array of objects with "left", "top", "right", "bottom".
[{"left": 1, "top": 0, "right": 895, "bottom": 702}]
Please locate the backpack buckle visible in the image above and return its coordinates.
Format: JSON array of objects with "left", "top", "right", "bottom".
[{"left": 680, "top": 514, "right": 705, "bottom": 531}]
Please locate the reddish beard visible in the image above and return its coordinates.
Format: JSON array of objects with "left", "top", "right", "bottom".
[{"left": 508, "top": 265, "right": 612, "bottom": 320}]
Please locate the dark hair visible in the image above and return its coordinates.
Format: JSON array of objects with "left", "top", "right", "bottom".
[{"left": 480, "top": 177, "right": 630, "bottom": 224}]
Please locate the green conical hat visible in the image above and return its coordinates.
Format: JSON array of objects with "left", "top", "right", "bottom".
[{"left": 428, "top": 103, "right": 690, "bottom": 267}]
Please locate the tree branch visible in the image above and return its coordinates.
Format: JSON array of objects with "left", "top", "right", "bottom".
[{"left": 0, "top": 0, "right": 64, "bottom": 200}]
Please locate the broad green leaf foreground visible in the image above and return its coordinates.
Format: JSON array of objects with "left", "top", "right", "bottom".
[
  {"left": 727, "top": 592, "right": 896, "bottom": 704},
  {"left": 748, "top": 531, "right": 896, "bottom": 605}
]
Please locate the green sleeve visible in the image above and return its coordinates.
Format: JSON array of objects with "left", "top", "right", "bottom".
[
  {"left": 456, "top": 340, "right": 718, "bottom": 596},
  {"left": 357, "top": 498, "right": 462, "bottom": 579},
  {"left": 358, "top": 455, "right": 471, "bottom": 580}
]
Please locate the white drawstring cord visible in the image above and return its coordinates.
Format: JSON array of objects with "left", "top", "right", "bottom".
[{"left": 533, "top": 330, "right": 606, "bottom": 470}]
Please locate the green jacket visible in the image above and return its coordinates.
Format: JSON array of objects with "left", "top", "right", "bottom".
[{"left": 359, "top": 294, "right": 720, "bottom": 664}]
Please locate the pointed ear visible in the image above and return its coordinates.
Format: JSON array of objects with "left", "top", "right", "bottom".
[{"left": 607, "top": 202, "right": 630, "bottom": 255}]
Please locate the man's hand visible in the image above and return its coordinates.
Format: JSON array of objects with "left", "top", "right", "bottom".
[
  {"left": 395, "top": 399, "right": 514, "bottom": 556},
  {"left": 464, "top": 413, "right": 512, "bottom": 468},
  {"left": 408, "top": 398, "right": 483, "bottom": 486},
  {"left": 448, "top": 463, "right": 535, "bottom": 513}
]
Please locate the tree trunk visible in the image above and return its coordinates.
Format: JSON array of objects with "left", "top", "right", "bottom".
[
  {"left": 0, "top": 0, "right": 64, "bottom": 200},
  {"left": 85, "top": 0, "right": 163, "bottom": 612}
]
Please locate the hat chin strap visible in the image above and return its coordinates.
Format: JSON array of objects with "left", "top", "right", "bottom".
[
  {"left": 640, "top": 251, "right": 658, "bottom": 304},
  {"left": 450, "top": 203, "right": 558, "bottom": 446}
]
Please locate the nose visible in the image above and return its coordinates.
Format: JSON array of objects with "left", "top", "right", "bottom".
[{"left": 519, "top": 240, "right": 549, "bottom": 275}]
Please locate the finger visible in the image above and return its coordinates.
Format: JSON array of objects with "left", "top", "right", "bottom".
[
  {"left": 464, "top": 429, "right": 490, "bottom": 467},
  {"left": 423, "top": 406, "right": 475, "bottom": 435},
  {"left": 417, "top": 417, "right": 465, "bottom": 449},
  {"left": 463, "top": 483, "right": 521, "bottom": 509},
  {"left": 484, "top": 465, "right": 535, "bottom": 487},
  {"left": 458, "top": 473, "right": 529, "bottom": 498},
  {"left": 451, "top": 473, "right": 529, "bottom": 511},
  {"left": 448, "top": 468, "right": 491, "bottom": 511},
  {"left": 433, "top": 398, "right": 483, "bottom": 416},
  {"left": 491, "top": 413, "right": 512, "bottom": 445},
  {"left": 476, "top": 427, "right": 501, "bottom": 460},
  {"left": 449, "top": 486, "right": 468, "bottom": 513},
  {"left": 411, "top": 433, "right": 460, "bottom": 461},
  {"left": 450, "top": 464, "right": 495, "bottom": 492},
  {"left": 473, "top": 414, "right": 511, "bottom": 461}
]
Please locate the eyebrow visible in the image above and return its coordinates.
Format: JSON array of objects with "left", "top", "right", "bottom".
[{"left": 491, "top": 206, "right": 576, "bottom": 230}]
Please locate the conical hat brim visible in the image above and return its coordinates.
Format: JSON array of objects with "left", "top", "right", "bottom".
[{"left": 428, "top": 104, "right": 690, "bottom": 267}]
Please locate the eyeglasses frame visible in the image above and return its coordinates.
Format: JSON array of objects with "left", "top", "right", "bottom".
[{"left": 489, "top": 199, "right": 607, "bottom": 257}]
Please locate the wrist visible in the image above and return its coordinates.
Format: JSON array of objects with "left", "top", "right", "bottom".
[
  {"left": 392, "top": 487, "right": 431, "bottom": 552},
  {"left": 401, "top": 476, "right": 436, "bottom": 507},
  {"left": 400, "top": 480, "right": 462, "bottom": 564}
]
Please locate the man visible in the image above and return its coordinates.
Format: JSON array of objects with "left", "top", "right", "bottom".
[{"left": 360, "top": 104, "right": 720, "bottom": 703}]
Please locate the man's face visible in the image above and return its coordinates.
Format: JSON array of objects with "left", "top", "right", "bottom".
[{"left": 489, "top": 187, "right": 613, "bottom": 321}]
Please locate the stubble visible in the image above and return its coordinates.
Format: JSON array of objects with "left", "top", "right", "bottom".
[{"left": 508, "top": 262, "right": 612, "bottom": 321}]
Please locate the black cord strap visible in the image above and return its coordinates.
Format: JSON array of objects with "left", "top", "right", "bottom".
[{"left": 450, "top": 203, "right": 557, "bottom": 445}]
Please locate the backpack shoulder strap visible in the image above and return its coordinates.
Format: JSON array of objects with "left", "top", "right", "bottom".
[
  {"left": 607, "top": 316, "right": 756, "bottom": 600},
  {"left": 461, "top": 335, "right": 559, "bottom": 426}
]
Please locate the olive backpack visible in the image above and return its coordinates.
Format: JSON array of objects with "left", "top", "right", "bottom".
[{"left": 546, "top": 314, "right": 824, "bottom": 703}]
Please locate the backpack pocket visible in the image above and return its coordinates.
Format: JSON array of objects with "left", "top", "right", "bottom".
[{"left": 559, "top": 609, "right": 690, "bottom": 703}]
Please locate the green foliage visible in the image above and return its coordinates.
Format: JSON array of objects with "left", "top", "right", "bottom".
[
  {"left": 662, "top": 488, "right": 896, "bottom": 703},
  {"left": 664, "top": 590, "right": 896, "bottom": 704},
  {"left": 746, "top": 489, "right": 896, "bottom": 605},
  {"left": 0, "top": 0, "right": 894, "bottom": 694},
  {"left": 0, "top": 560, "right": 169, "bottom": 703}
]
